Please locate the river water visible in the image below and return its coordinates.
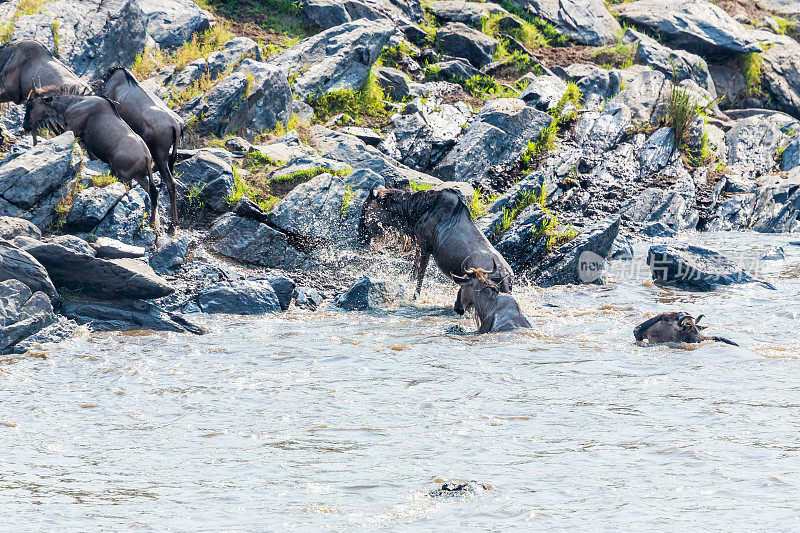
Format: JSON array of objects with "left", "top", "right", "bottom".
[{"left": 2, "top": 232, "right": 800, "bottom": 531}]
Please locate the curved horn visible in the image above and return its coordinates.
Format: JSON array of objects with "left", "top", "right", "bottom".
[
  {"left": 695, "top": 314, "right": 704, "bottom": 324},
  {"left": 25, "top": 89, "right": 35, "bottom": 101},
  {"left": 452, "top": 273, "right": 470, "bottom": 284},
  {"left": 487, "top": 257, "right": 498, "bottom": 277}
]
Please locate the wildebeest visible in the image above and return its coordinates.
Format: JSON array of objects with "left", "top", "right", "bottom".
[
  {"left": 454, "top": 268, "right": 531, "bottom": 333},
  {"left": 0, "top": 39, "right": 91, "bottom": 142},
  {"left": 358, "top": 188, "right": 514, "bottom": 297},
  {"left": 97, "top": 67, "right": 184, "bottom": 232},
  {"left": 23, "top": 87, "right": 159, "bottom": 227},
  {"left": 634, "top": 312, "right": 738, "bottom": 346}
]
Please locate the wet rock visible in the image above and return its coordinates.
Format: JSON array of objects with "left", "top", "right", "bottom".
[
  {"left": 726, "top": 115, "right": 783, "bottom": 179},
  {"left": 620, "top": 173, "right": 698, "bottom": 232},
  {"left": 10, "top": 0, "right": 148, "bottom": 79},
  {"left": 534, "top": 216, "right": 620, "bottom": 287},
  {"left": 434, "top": 98, "right": 552, "bottom": 186},
  {"left": 750, "top": 185, "right": 800, "bottom": 233},
  {"left": 623, "top": 28, "right": 715, "bottom": 96},
  {"left": 610, "top": 234, "right": 634, "bottom": 260},
  {"left": 436, "top": 22, "right": 497, "bottom": 68},
  {"left": 138, "top": 0, "right": 213, "bottom": 50},
  {"left": 62, "top": 299, "right": 203, "bottom": 333},
  {"left": 90, "top": 187, "right": 157, "bottom": 249},
  {"left": 428, "top": 480, "right": 491, "bottom": 497},
  {"left": 66, "top": 182, "right": 127, "bottom": 231},
  {"left": 265, "top": 273, "right": 296, "bottom": 311},
  {"left": 206, "top": 37, "right": 261, "bottom": 78},
  {"left": 14, "top": 235, "right": 174, "bottom": 300},
  {"left": 266, "top": 19, "right": 397, "bottom": 99},
  {"left": 174, "top": 152, "right": 235, "bottom": 212},
  {"left": 519, "top": 75, "right": 568, "bottom": 112},
  {"left": 269, "top": 169, "right": 384, "bottom": 246},
  {"left": 781, "top": 136, "right": 800, "bottom": 171},
  {"left": 762, "top": 42, "right": 800, "bottom": 119},
  {"left": 380, "top": 97, "right": 472, "bottom": 172},
  {"left": 493, "top": 203, "right": 551, "bottom": 272},
  {"left": 296, "top": 286, "right": 323, "bottom": 311},
  {"left": 10, "top": 315, "right": 78, "bottom": 354},
  {"left": 614, "top": 0, "right": 760, "bottom": 54},
  {"left": 90, "top": 236, "right": 146, "bottom": 259},
  {"left": 706, "top": 193, "right": 755, "bottom": 232},
  {"left": 642, "top": 221, "right": 676, "bottom": 237},
  {"left": 647, "top": 243, "right": 775, "bottom": 291},
  {"left": 0, "top": 280, "right": 55, "bottom": 354},
  {"left": 197, "top": 279, "right": 281, "bottom": 315},
  {"left": 149, "top": 235, "right": 194, "bottom": 273},
  {"left": 335, "top": 276, "right": 405, "bottom": 310},
  {"left": 0, "top": 240, "right": 59, "bottom": 304},
  {"left": 428, "top": 1, "right": 506, "bottom": 25},
  {"left": 761, "top": 246, "right": 785, "bottom": 261},
  {"left": 308, "top": 126, "right": 437, "bottom": 186},
  {"left": 527, "top": 0, "right": 620, "bottom": 46},
  {"left": 0, "top": 132, "right": 80, "bottom": 230},
  {"left": 207, "top": 213, "right": 303, "bottom": 269},
  {"left": 0, "top": 216, "right": 41, "bottom": 240}
]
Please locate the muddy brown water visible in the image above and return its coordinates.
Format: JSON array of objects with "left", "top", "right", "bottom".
[{"left": 2, "top": 232, "right": 800, "bottom": 530}]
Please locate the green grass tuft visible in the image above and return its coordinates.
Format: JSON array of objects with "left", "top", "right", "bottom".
[
  {"left": 308, "top": 71, "right": 388, "bottom": 121},
  {"left": 741, "top": 52, "right": 764, "bottom": 97}
]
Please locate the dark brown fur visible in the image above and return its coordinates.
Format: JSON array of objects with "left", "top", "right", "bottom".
[
  {"left": 634, "top": 312, "right": 738, "bottom": 346},
  {"left": 358, "top": 188, "right": 514, "bottom": 298},
  {"left": 24, "top": 88, "right": 159, "bottom": 227},
  {"left": 99, "top": 68, "right": 183, "bottom": 232}
]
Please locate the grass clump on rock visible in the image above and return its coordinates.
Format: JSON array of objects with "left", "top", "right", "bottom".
[
  {"left": 308, "top": 72, "right": 388, "bottom": 123},
  {"left": 131, "top": 24, "right": 235, "bottom": 80},
  {"left": 740, "top": 52, "right": 764, "bottom": 97}
]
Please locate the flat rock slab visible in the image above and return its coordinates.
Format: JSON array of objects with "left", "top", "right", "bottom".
[
  {"left": 647, "top": 243, "right": 776, "bottom": 291},
  {"left": 62, "top": 299, "right": 204, "bottom": 334},
  {"left": 614, "top": 0, "right": 761, "bottom": 55},
  {"left": 528, "top": 0, "right": 620, "bottom": 46},
  {"left": 0, "top": 240, "right": 60, "bottom": 304},
  {"left": 15, "top": 235, "right": 173, "bottom": 300}
]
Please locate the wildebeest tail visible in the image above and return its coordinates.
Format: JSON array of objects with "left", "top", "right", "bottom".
[
  {"left": 170, "top": 125, "right": 179, "bottom": 171},
  {"left": 710, "top": 336, "right": 738, "bottom": 346}
]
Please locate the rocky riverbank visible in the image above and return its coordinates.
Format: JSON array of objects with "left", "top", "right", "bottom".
[{"left": 1, "top": 0, "right": 799, "bottom": 352}]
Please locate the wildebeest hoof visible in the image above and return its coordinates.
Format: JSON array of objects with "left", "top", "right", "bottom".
[
  {"left": 167, "top": 223, "right": 176, "bottom": 236},
  {"left": 428, "top": 479, "right": 490, "bottom": 498}
]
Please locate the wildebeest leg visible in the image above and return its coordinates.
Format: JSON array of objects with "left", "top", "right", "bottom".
[
  {"left": 454, "top": 287, "right": 464, "bottom": 315},
  {"left": 154, "top": 154, "right": 177, "bottom": 234},
  {"left": 414, "top": 250, "right": 430, "bottom": 299}
]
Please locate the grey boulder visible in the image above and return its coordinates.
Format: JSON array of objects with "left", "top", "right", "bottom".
[
  {"left": 62, "top": 299, "right": 203, "bottom": 333},
  {"left": 335, "top": 276, "right": 405, "bottom": 310},
  {"left": 174, "top": 151, "right": 235, "bottom": 212},
  {"left": 0, "top": 132, "right": 81, "bottom": 230},
  {"left": 137, "top": 0, "right": 213, "bottom": 50},
  {"left": 526, "top": 0, "right": 620, "bottom": 46},
  {"left": 66, "top": 182, "right": 127, "bottom": 231},
  {"left": 726, "top": 115, "right": 783, "bottom": 179},
  {"left": 266, "top": 19, "right": 397, "bottom": 99},
  {"left": 0, "top": 240, "right": 59, "bottom": 303},
  {"left": 207, "top": 213, "right": 303, "bottom": 269},
  {"left": 0, "top": 279, "right": 55, "bottom": 354},
  {"left": 436, "top": 22, "right": 497, "bottom": 68},
  {"left": 614, "top": 0, "right": 760, "bottom": 54},
  {"left": 0, "top": 216, "right": 41, "bottom": 240},
  {"left": 647, "top": 243, "right": 775, "bottom": 291},
  {"left": 763, "top": 42, "right": 800, "bottom": 120},
  {"left": 197, "top": 279, "right": 282, "bottom": 315}
]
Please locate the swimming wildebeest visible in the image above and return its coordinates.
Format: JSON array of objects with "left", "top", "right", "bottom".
[
  {"left": 454, "top": 268, "right": 531, "bottom": 333},
  {"left": 358, "top": 188, "right": 514, "bottom": 298},
  {"left": 98, "top": 67, "right": 184, "bottom": 232},
  {"left": 23, "top": 88, "right": 159, "bottom": 227},
  {"left": 634, "top": 312, "right": 738, "bottom": 346},
  {"left": 0, "top": 39, "right": 92, "bottom": 142}
]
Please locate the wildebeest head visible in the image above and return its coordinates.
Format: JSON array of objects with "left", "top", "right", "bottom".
[
  {"left": 453, "top": 266, "right": 499, "bottom": 317},
  {"left": 357, "top": 187, "right": 412, "bottom": 246},
  {"left": 23, "top": 86, "right": 71, "bottom": 145}
]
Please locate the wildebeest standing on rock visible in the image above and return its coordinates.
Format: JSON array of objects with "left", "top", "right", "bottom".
[
  {"left": 358, "top": 188, "right": 514, "bottom": 298},
  {"left": 0, "top": 39, "right": 92, "bottom": 142},
  {"left": 97, "top": 67, "right": 184, "bottom": 232},
  {"left": 634, "top": 312, "right": 738, "bottom": 346},
  {"left": 23, "top": 88, "right": 159, "bottom": 227},
  {"left": 454, "top": 268, "right": 531, "bottom": 334}
]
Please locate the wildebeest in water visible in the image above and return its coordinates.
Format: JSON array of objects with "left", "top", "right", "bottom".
[
  {"left": 24, "top": 87, "right": 160, "bottom": 227},
  {"left": 97, "top": 67, "right": 184, "bottom": 232},
  {"left": 358, "top": 187, "right": 514, "bottom": 298},
  {"left": 634, "top": 312, "right": 738, "bottom": 346},
  {"left": 454, "top": 267, "right": 531, "bottom": 334},
  {"left": 0, "top": 39, "right": 92, "bottom": 142}
]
